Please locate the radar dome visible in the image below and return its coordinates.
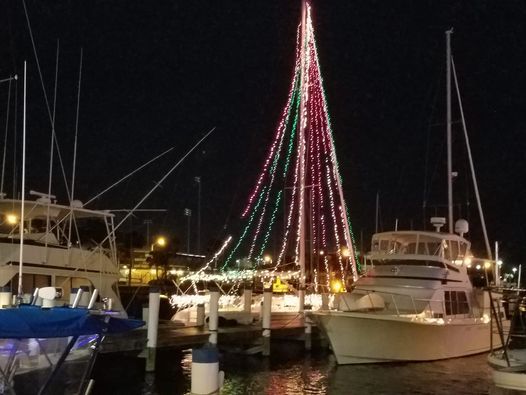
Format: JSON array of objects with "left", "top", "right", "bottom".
[
  {"left": 71, "top": 200, "right": 84, "bottom": 208},
  {"left": 455, "top": 219, "right": 469, "bottom": 236}
]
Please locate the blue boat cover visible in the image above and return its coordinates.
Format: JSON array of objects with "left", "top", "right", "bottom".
[{"left": 0, "top": 306, "right": 144, "bottom": 339}]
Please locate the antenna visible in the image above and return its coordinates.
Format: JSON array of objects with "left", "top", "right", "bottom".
[{"left": 430, "top": 217, "right": 446, "bottom": 232}]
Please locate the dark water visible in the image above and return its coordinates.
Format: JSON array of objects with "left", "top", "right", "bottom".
[{"left": 92, "top": 342, "right": 513, "bottom": 395}]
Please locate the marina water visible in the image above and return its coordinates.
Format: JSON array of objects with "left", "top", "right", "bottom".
[{"left": 93, "top": 342, "right": 509, "bottom": 395}]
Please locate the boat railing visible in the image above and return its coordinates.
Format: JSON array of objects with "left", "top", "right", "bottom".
[
  {"left": 350, "top": 287, "right": 471, "bottom": 319},
  {"left": 487, "top": 286, "right": 526, "bottom": 364}
]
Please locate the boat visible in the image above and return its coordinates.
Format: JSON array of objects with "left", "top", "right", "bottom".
[
  {"left": 313, "top": 223, "right": 503, "bottom": 364},
  {"left": 0, "top": 64, "right": 142, "bottom": 392},
  {"left": 311, "top": 30, "right": 506, "bottom": 364},
  {"left": 0, "top": 196, "right": 126, "bottom": 316},
  {"left": 0, "top": 294, "right": 143, "bottom": 394},
  {"left": 0, "top": 60, "right": 125, "bottom": 317},
  {"left": 487, "top": 287, "right": 526, "bottom": 391}
]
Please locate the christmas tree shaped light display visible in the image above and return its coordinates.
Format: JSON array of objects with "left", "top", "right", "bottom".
[{"left": 187, "top": 2, "right": 359, "bottom": 297}]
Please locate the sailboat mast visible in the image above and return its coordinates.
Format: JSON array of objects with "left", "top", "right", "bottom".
[
  {"left": 18, "top": 61, "right": 27, "bottom": 298},
  {"left": 446, "top": 28, "right": 454, "bottom": 234},
  {"left": 298, "top": 0, "right": 308, "bottom": 310}
]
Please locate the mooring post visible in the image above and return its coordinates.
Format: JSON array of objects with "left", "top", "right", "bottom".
[
  {"left": 333, "top": 292, "right": 341, "bottom": 310},
  {"left": 262, "top": 287, "right": 272, "bottom": 356},
  {"left": 243, "top": 284, "right": 252, "bottom": 314},
  {"left": 191, "top": 344, "right": 224, "bottom": 395},
  {"left": 208, "top": 287, "right": 220, "bottom": 345},
  {"left": 145, "top": 286, "right": 160, "bottom": 372},
  {"left": 321, "top": 293, "right": 329, "bottom": 310},
  {"left": 196, "top": 303, "right": 205, "bottom": 327}
]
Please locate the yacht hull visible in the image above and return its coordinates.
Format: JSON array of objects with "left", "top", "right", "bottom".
[{"left": 313, "top": 311, "right": 499, "bottom": 364}]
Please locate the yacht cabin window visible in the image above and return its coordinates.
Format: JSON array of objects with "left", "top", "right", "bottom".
[{"left": 445, "top": 290, "right": 470, "bottom": 315}]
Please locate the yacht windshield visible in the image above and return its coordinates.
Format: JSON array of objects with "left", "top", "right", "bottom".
[
  {"left": 370, "top": 259, "right": 445, "bottom": 268},
  {"left": 369, "top": 259, "right": 460, "bottom": 272}
]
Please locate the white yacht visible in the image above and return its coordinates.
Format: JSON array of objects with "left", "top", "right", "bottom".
[
  {"left": 313, "top": 219, "right": 502, "bottom": 364},
  {"left": 0, "top": 196, "right": 125, "bottom": 315},
  {"left": 312, "top": 29, "right": 504, "bottom": 364}
]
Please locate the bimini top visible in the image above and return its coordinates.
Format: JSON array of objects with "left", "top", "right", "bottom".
[
  {"left": 0, "top": 306, "right": 143, "bottom": 339},
  {"left": 0, "top": 198, "right": 114, "bottom": 220}
]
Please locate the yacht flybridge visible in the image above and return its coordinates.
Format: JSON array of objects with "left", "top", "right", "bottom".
[{"left": 0, "top": 195, "right": 125, "bottom": 315}]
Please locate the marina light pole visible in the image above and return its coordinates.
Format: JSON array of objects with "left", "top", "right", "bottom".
[
  {"left": 195, "top": 176, "right": 201, "bottom": 254},
  {"left": 144, "top": 219, "right": 152, "bottom": 247},
  {"left": 184, "top": 208, "right": 192, "bottom": 253}
]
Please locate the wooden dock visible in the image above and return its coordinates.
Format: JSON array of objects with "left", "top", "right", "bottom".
[{"left": 101, "top": 313, "right": 314, "bottom": 354}]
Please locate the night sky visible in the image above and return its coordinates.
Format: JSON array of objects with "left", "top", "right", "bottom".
[{"left": 1, "top": 1, "right": 525, "bottom": 267}]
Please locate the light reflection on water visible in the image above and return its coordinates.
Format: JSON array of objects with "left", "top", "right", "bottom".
[{"left": 99, "top": 342, "right": 508, "bottom": 395}]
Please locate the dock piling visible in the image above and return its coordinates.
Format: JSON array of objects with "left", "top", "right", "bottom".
[
  {"left": 243, "top": 286, "right": 252, "bottom": 314},
  {"left": 145, "top": 286, "right": 160, "bottom": 372},
  {"left": 321, "top": 293, "right": 329, "bottom": 310},
  {"left": 196, "top": 303, "right": 205, "bottom": 327},
  {"left": 208, "top": 289, "right": 219, "bottom": 345},
  {"left": 262, "top": 287, "right": 272, "bottom": 356},
  {"left": 191, "top": 345, "right": 223, "bottom": 394}
]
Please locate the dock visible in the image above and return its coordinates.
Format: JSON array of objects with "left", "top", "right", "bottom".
[{"left": 101, "top": 313, "right": 316, "bottom": 354}]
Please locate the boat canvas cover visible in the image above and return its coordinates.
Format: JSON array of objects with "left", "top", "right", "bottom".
[{"left": 0, "top": 306, "right": 143, "bottom": 339}]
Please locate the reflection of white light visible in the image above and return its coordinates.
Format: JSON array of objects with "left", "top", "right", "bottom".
[
  {"left": 513, "top": 267, "right": 518, "bottom": 273},
  {"left": 464, "top": 257, "right": 472, "bottom": 266},
  {"left": 497, "top": 259, "right": 503, "bottom": 266},
  {"left": 476, "top": 264, "right": 481, "bottom": 270}
]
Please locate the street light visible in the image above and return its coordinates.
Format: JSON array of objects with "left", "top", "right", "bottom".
[
  {"left": 144, "top": 219, "right": 152, "bottom": 247},
  {"left": 155, "top": 236, "right": 166, "bottom": 248},
  {"left": 150, "top": 236, "right": 168, "bottom": 280}
]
